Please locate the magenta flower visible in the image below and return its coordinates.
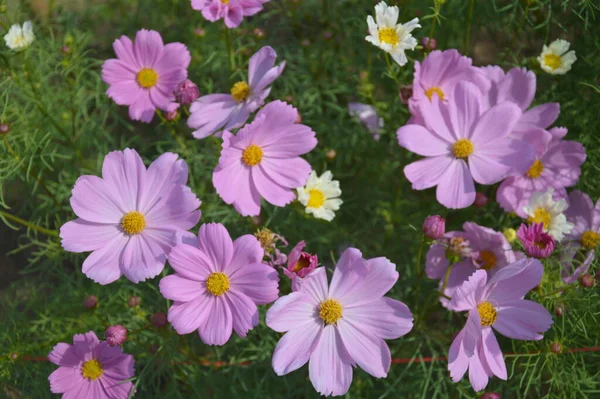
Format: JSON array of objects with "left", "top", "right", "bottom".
[
  {"left": 409, "top": 49, "right": 490, "bottom": 122},
  {"left": 48, "top": 331, "right": 135, "bottom": 399},
  {"left": 448, "top": 259, "right": 552, "bottom": 392},
  {"left": 497, "top": 128, "right": 586, "bottom": 217},
  {"left": 480, "top": 66, "right": 560, "bottom": 134},
  {"left": 517, "top": 223, "right": 555, "bottom": 259},
  {"left": 561, "top": 191, "right": 600, "bottom": 283},
  {"left": 159, "top": 223, "right": 279, "bottom": 345},
  {"left": 102, "top": 30, "right": 190, "bottom": 123},
  {"left": 266, "top": 248, "right": 413, "bottom": 397},
  {"left": 188, "top": 46, "right": 285, "bottom": 139},
  {"left": 427, "top": 222, "right": 516, "bottom": 307},
  {"left": 348, "top": 102, "right": 383, "bottom": 140},
  {"left": 283, "top": 241, "right": 318, "bottom": 290},
  {"left": 191, "top": 0, "right": 269, "bottom": 28},
  {"left": 398, "top": 81, "right": 534, "bottom": 208},
  {"left": 422, "top": 215, "right": 445, "bottom": 239},
  {"left": 213, "top": 101, "right": 317, "bottom": 216},
  {"left": 60, "top": 149, "right": 201, "bottom": 285}
]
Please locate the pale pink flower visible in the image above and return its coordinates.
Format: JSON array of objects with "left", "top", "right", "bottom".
[{"left": 192, "top": 0, "right": 269, "bottom": 28}]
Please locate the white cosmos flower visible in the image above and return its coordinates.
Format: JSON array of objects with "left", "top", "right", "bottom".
[
  {"left": 4, "top": 21, "right": 35, "bottom": 51},
  {"left": 537, "top": 39, "right": 576, "bottom": 75},
  {"left": 297, "top": 171, "right": 342, "bottom": 222},
  {"left": 523, "top": 189, "right": 573, "bottom": 241},
  {"left": 365, "top": 1, "right": 420, "bottom": 66}
]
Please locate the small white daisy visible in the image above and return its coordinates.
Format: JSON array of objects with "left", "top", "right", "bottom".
[
  {"left": 365, "top": 1, "right": 420, "bottom": 66},
  {"left": 297, "top": 171, "right": 343, "bottom": 222},
  {"left": 537, "top": 39, "right": 576, "bottom": 75},
  {"left": 523, "top": 189, "right": 574, "bottom": 241},
  {"left": 4, "top": 21, "right": 35, "bottom": 51}
]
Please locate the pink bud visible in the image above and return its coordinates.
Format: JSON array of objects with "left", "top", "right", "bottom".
[
  {"left": 555, "top": 305, "right": 564, "bottom": 317},
  {"left": 151, "top": 312, "right": 168, "bottom": 328},
  {"left": 0, "top": 123, "right": 10, "bottom": 135},
  {"left": 549, "top": 342, "right": 562, "bottom": 354},
  {"left": 399, "top": 85, "right": 413, "bottom": 105},
  {"left": 60, "top": 45, "right": 71, "bottom": 55},
  {"left": 105, "top": 325, "right": 127, "bottom": 346},
  {"left": 423, "top": 215, "right": 445, "bottom": 239},
  {"left": 194, "top": 28, "right": 206, "bottom": 37},
  {"left": 421, "top": 37, "right": 437, "bottom": 51},
  {"left": 580, "top": 273, "right": 595, "bottom": 288},
  {"left": 284, "top": 95, "right": 294, "bottom": 103},
  {"left": 164, "top": 109, "right": 179, "bottom": 121},
  {"left": 82, "top": 295, "right": 98, "bottom": 309},
  {"left": 253, "top": 28, "right": 265, "bottom": 38},
  {"left": 9, "top": 352, "right": 18, "bottom": 360},
  {"left": 481, "top": 393, "right": 501, "bottom": 399},
  {"left": 322, "top": 31, "right": 333, "bottom": 40},
  {"left": 325, "top": 149, "right": 337, "bottom": 160},
  {"left": 474, "top": 192, "right": 488, "bottom": 207},
  {"left": 128, "top": 296, "right": 140, "bottom": 308},
  {"left": 174, "top": 79, "right": 199, "bottom": 105}
]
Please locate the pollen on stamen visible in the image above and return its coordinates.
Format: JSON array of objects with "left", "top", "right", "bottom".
[
  {"left": 307, "top": 189, "right": 326, "bottom": 208},
  {"left": 121, "top": 211, "right": 146, "bottom": 235},
  {"left": 81, "top": 359, "right": 104, "bottom": 380},
  {"left": 206, "top": 272, "right": 230, "bottom": 296},
  {"left": 479, "top": 250, "right": 497, "bottom": 271},
  {"left": 319, "top": 299, "right": 343, "bottom": 325},
  {"left": 477, "top": 301, "right": 497, "bottom": 327},
  {"left": 581, "top": 230, "right": 600, "bottom": 249},
  {"left": 231, "top": 81, "right": 250, "bottom": 102},
  {"left": 452, "top": 139, "right": 474, "bottom": 159},
  {"left": 242, "top": 144, "right": 263, "bottom": 166},
  {"left": 378, "top": 27, "right": 399, "bottom": 46},
  {"left": 526, "top": 159, "right": 544, "bottom": 179},
  {"left": 136, "top": 68, "right": 159, "bottom": 89},
  {"left": 543, "top": 54, "right": 562, "bottom": 70},
  {"left": 425, "top": 86, "right": 445, "bottom": 101}
]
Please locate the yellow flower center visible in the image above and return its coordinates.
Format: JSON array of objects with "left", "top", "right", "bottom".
[
  {"left": 254, "top": 228, "right": 275, "bottom": 249},
  {"left": 319, "top": 299, "right": 343, "bottom": 325},
  {"left": 581, "top": 230, "right": 600, "bottom": 249},
  {"left": 543, "top": 54, "right": 562, "bottom": 70},
  {"left": 378, "top": 27, "right": 398, "bottom": 45},
  {"left": 453, "top": 139, "right": 474, "bottom": 159},
  {"left": 477, "top": 301, "right": 497, "bottom": 327},
  {"left": 231, "top": 81, "right": 250, "bottom": 102},
  {"left": 307, "top": 189, "right": 326, "bottom": 208},
  {"left": 242, "top": 144, "right": 263, "bottom": 166},
  {"left": 479, "top": 250, "right": 497, "bottom": 271},
  {"left": 206, "top": 272, "right": 230, "bottom": 296},
  {"left": 121, "top": 211, "right": 146, "bottom": 235},
  {"left": 222, "top": 0, "right": 230, "bottom": 3},
  {"left": 527, "top": 208, "right": 551, "bottom": 230},
  {"left": 526, "top": 159, "right": 544, "bottom": 179},
  {"left": 136, "top": 68, "right": 158, "bottom": 89},
  {"left": 81, "top": 359, "right": 104, "bottom": 380},
  {"left": 425, "top": 86, "right": 445, "bottom": 102}
]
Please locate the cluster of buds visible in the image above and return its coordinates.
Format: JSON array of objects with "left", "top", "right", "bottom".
[{"left": 254, "top": 228, "right": 288, "bottom": 267}]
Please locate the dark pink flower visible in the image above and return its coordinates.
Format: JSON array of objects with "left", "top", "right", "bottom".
[
  {"left": 517, "top": 223, "right": 555, "bottom": 258},
  {"left": 283, "top": 241, "right": 318, "bottom": 289}
]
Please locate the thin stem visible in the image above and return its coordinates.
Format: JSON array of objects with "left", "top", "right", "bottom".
[
  {"left": 540, "top": 283, "right": 578, "bottom": 299},
  {"left": 428, "top": 2, "right": 442, "bottom": 47},
  {"left": 224, "top": 28, "right": 234, "bottom": 74},
  {"left": 0, "top": 210, "right": 59, "bottom": 237},
  {"left": 415, "top": 236, "right": 426, "bottom": 278},
  {"left": 440, "top": 262, "right": 454, "bottom": 296},
  {"left": 464, "top": 0, "right": 476, "bottom": 56},
  {"left": 156, "top": 110, "right": 187, "bottom": 155}
]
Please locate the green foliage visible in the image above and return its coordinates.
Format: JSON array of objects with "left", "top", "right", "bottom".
[{"left": 1, "top": 0, "right": 599, "bottom": 397}]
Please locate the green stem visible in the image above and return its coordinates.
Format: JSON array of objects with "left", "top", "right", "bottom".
[
  {"left": 464, "top": 0, "right": 476, "bottom": 56},
  {"left": 0, "top": 210, "right": 59, "bottom": 237},
  {"left": 224, "top": 28, "right": 234, "bottom": 74},
  {"left": 156, "top": 110, "right": 187, "bottom": 155},
  {"left": 539, "top": 284, "right": 578, "bottom": 299},
  {"left": 440, "top": 262, "right": 454, "bottom": 296},
  {"left": 415, "top": 236, "right": 426, "bottom": 278},
  {"left": 427, "top": 2, "right": 442, "bottom": 48}
]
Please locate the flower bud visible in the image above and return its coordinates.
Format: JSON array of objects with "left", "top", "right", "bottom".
[
  {"left": 251, "top": 215, "right": 263, "bottom": 226},
  {"left": 481, "top": 393, "right": 501, "bottom": 399},
  {"left": 421, "top": 37, "right": 437, "bottom": 51},
  {"left": 399, "top": 85, "right": 413, "bottom": 105},
  {"left": 555, "top": 304, "right": 564, "bottom": 317},
  {"left": 322, "top": 31, "right": 333, "bottom": 40},
  {"left": 105, "top": 325, "right": 127, "bottom": 346},
  {"left": 151, "top": 312, "right": 168, "bottom": 328},
  {"left": 60, "top": 45, "right": 71, "bottom": 55},
  {"left": 474, "top": 192, "right": 488, "bottom": 207},
  {"left": 284, "top": 95, "right": 294, "bottom": 103},
  {"left": 194, "top": 28, "right": 206, "bottom": 37},
  {"left": 164, "top": 109, "right": 179, "bottom": 121},
  {"left": 82, "top": 295, "right": 98, "bottom": 309},
  {"left": 128, "top": 296, "right": 140, "bottom": 308},
  {"left": 300, "top": 39, "right": 310, "bottom": 47},
  {"left": 580, "top": 273, "right": 595, "bottom": 288},
  {"left": 423, "top": 215, "right": 445, "bottom": 239},
  {"left": 174, "top": 79, "right": 199, "bottom": 105},
  {"left": 9, "top": 352, "right": 18, "bottom": 360},
  {"left": 0, "top": 123, "right": 10, "bottom": 134},
  {"left": 325, "top": 149, "right": 337, "bottom": 160},
  {"left": 253, "top": 28, "right": 265, "bottom": 39},
  {"left": 549, "top": 342, "right": 562, "bottom": 354}
]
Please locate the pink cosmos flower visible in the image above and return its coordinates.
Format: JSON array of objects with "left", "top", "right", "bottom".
[
  {"left": 102, "top": 30, "right": 190, "bottom": 123},
  {"left": 159, "top": 223, "right": 279, "bottom": 345},
  {"left": 48, "top": 331, "right": 135, "bottom": 399},
  {"left": 426, "top": 222, "right": 516, "bottom": 307},
  {"left": 213, "top": 100, "right": 317, "bottom": 216},
  {"left": 192, "top": 0, "right": 269, "bottom": 29},
  {"left": 283, "top": 240, "right": 318, "bottom": 290},
  {"left": 517, "top": 223, "right": 555, "bottom": 259},
  {"left": 398, "top": 81, "right": 534, "bottom": 209},
  {"left": 408, "top": 49, "right": 490, "bottom": 122},
  {"left": 60, "top": 149, "right": 201, "bottom": 285},
  {"left": 561, "top": 191, "right": 600, "bottom": 283},
  {"left": 188, "top": 46, "right": 285, "bottom": 139},
  {"left": 480, "top": 66, "right": 560, "bottom": 135},
  {"left": 496, "top": 128, "right": 586, "bottom": 217},
  {"left": 266, "top": 248, "right": 413, "bottom": 397},
  {"left": 448, "top": 259, "right": 552, "bottom": 392},
  {"left": 348, "top": 102, "right": 383, "bottom": 140}
]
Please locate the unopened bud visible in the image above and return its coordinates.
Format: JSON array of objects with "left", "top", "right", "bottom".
[
  {"left": 481, "top": 393, "right": 501, "bottom": 399},
  {"left": 164, "top": 109, "right": 179, "bottom": 121},
  {"left": 580, "top": 273, "right": 595, "bottom": 288},
  {"left": 421, "top": 37, "right": 437, "bottom": 51},
  {"left": 151, "top": 312, "right": 168, "bottom": 328},
  {"left": 174, "top": 79, "right": 199, "bottom": 105},
  {"left": 555, "top": 304, "right": 564, "bottom": 317},
  {"left": 549, "top": 342, "right": 562, "bottom": 354},
  {"left": 399, "top": 85, "right": 413, "bottom": 105},
  {"left": 423, "top": 215, "right": 445, "bottom": 240},
  {"left": 105, "top": 325, "right": 127, "bottom": 346},
  {"left": 0, "top": 123, "right": 10, "bottom": 135},
  {"left": 474, "top": 192, "right": 488, "bottom": 207},
  {"left": 83, "top": 295, "right": 98, "bottom": 309},
  {"left": 128, "top": 296, "right": 140, "bottom": 308},
  {"left": 325, "top": 149, "right": 337, "bottom": 160},
  {"left": 503, "top": 228, "right": 517, "bottom": 243}
]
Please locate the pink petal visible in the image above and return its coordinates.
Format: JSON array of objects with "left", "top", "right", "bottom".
[
  {"left": 101, "top": 149, "right": 146, "bottom": 212},
  {"left": 72, "top": 331, "right": 100, "bottom": 360},
  {"left": 470, "top": 138, "right": 534, "bottom": 184},
  {"left": 60, "top": 219, "right": 120, "bottom": 253},
  {"left": 167, "top": 243, "right": 215, "bottom": 281},
  {"left": 425, "top": 242, "right": 450, "bottom": 279},
  {"left": 397, "top": 124, "right": 452, "bottom": 156},
  {"left": 496, "top": 67, "right": 536, "bottom": 111},
  {"left": 81, "top": 235, "right": 126, "bottom": 285},
  {"left": 48, "top": 343, "right": 78, "bottom": 366},
  {"left": 133, "top": 29, "right": 164, "bottom": 67},
  {"left": 102, "top": 59, "right": 136, "bottom": 85},
  {"left": 224, "top": 5, "right": 244, "bottom": 28},
  {"left": 188, "top": 95, "right": 240, "bottom": 139},
  {"left": 337, "top": 318, "right": 391, "bottom": 377},
  {"left": 297, "top": 267, "right": 328, "bottom": 306},
  {"left": 248, "top": 47, "right": 285, "bottom": 92},
  {"left": 448, "top": 329, "right": 469, "bottom": 382},
  {"left": 308, "top": 325, "right": 353, "bottom": 397},
  {"left": 198, "top": 297, "right": 233, "bottom": 345},
  {"left": 436, "top": 159, "right": 476, "bottom": 209},
  {"left": 225, "top": 290, "right": 259, "bottom": 337},
  {"left": 485, "top": 258, "right": 543, "bottom": 303},
  {"left": 70, "top": 176, "right": 124, "bottom": 224},
  {"left": 328, "top": 248, "right": 365, "bottom": 300},
  {"left": 564, "top": 190, "right": 593, "bottom": 238},
  {"left": 481, "top": 328, "right": 507, "bottom": 380},
  {"left": 106, "top": 80, "right": 144, "bottom": 106},
  {"left": 468, "top": 345, "right": 491, "bottom": 392},
  {"left": 251, "top": 165, "right": 296, "bottom": 207},
  {"left": 120, "top": 234, "right": 166, "bottom": 283},
  {"left": 272, "top": 320, "right": 322, "bottom": 375},
  {"left": 404, "top": 155, "right": 454, "bottom": 190},
  {"left": 494, "top": 299, "right": 553, "bottom": 340},
  {"left": 128, "top": 91, "right": 156, "bottom": 123},
  {"left": 168, "top": 295, "right": 212, "bottom": 334},
  {"left": 448, "top": 81, "right": 483, "bottom": 138},
  {"left": 159, "top": 274, "right": 205, "bottom": 302},
  {"left": 225, "top": 234, "right": 264, "bottom": 275},
  {"left": 517, "top": 103, "right": 560, "bottom": 130},
  {"left": 229, "top": 262, "right": 279, "bottom": 305},
  {"left": 154, "top": 42, "right": 190, "bottom": 75},
  {"left": 449, "top": 270, "right": 487, "bottom": 312},
  {"left": 462, "top": 309, "right": 482, "bottom": 357},
  {"left": 335, "top": 257, "right": 398, "bottom": 307},
  {"left": 112, "top": 35, "right": 139, "bottom": 69},
  {"left": 418, "top": 96, "right": 457, "bottom": 143},
  {"left": 342, "top": 297, "right": 413, "bottom": 339},
  {"left": 49, "top": 367, "right": 85, "bottom": 394},
  {"left": 213, "top": 155, "right": 262, "bottom": 217},
  {"left": 266, "top": 291, "right": 316, "bottom": 332},
  {"left": 197, "top": 223, "right": 234, "bottom": 272},
  {"left": 259, "top": 157, "right": 312, "bottom": 189},
  {"left": 471, "top": 102, "right": 522, "bottom": 146}
]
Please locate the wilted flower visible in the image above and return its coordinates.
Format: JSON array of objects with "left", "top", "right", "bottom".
[
  {"left": 538, "top": 39, "right": 576, "bottom": 75},
  {"left": 83, "top": 295, "right": 98, "bottom": 309},
  {"left": 297, "top": 171, "right": 343, "bottom": 221},
  {"left": 365, "top": 2, "right": 420, "bottom": 66},
  {"left": 105, "top": 325, "right": 127, "bottom": 346},
  {"left": 174, "top": 79, "right": 200, "bottom": 105},
  {"left": 4, "top": 21, "right": 35, "bottom": 51},
  {"left": 517, "top": 223, "right": 555, "bottom": 259},
  {"left": 523, "top": 189, "right": 573, "bottom": 241},
  {"left": 422, "top": 215, "right": 445, "bottom": 239}
]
